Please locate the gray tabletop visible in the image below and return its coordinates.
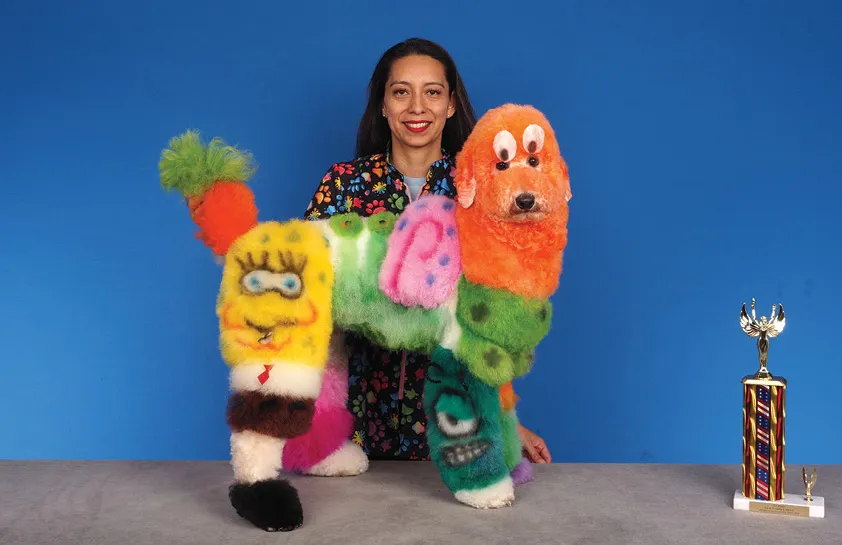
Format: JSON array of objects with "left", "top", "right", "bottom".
[{"left": 0, "top": 460, "right": 836, "bottom": 544}]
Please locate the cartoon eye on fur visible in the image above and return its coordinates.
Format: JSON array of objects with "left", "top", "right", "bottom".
[
  {"left": 493, "top": 130, "right": 516, "bottom": 170},
  {"left": 241, "top": 270, "right": 304, "bottom": 299},
  {"left": 522, "top": 124, "right": 544, "bottom": 167},
  {"left": 433, "top": 389, "right": 479, "bottom": 439},
  {"left": 522, "top": 124, "right": 545, "bottom": 154}
]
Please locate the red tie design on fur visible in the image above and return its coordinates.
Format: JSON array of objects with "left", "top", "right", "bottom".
[{"left": 258, "top": 365, "right": 273, "bottom": 385}]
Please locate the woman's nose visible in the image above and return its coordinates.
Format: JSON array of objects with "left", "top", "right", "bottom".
[{"left": 409, "top": 94, "right": 425, "bottom": 113}]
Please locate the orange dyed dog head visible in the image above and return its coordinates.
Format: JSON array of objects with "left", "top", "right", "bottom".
[
  {"left": 453, "top": 104, "right": 572, "bottom": 299},
  {"left": 455, "top": 104, "right": 571, "bottom": 223}
]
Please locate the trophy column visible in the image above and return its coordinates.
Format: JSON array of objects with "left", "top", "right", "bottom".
[{"left": 741, "top": 375, "right": 786, "bottom": 501}]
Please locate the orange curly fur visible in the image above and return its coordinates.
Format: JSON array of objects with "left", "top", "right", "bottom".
[
  {"left": 454, "top": 104, "right": 571, "bottom": 300},
  {"left": 188, "top": 181, "right": 258, "bottom": 256}
]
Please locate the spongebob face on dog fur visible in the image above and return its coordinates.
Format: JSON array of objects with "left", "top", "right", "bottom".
[{"left": 217, "top": 220, "right": 333, "bottom": 369}]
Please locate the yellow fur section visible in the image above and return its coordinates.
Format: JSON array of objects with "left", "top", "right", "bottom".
[{"left": 216, "top": 220, "right": 334, "bottom": 369}]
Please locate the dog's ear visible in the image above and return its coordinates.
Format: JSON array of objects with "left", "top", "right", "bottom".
[
  {"left": 558, "top": 156, "right": 572, "bottom": 203},
  {"left": 458, "top": 174, "right": 476, "bottom": 209},
  {"left": 454, "top": 145, "right": 476, "bottom": 209}
]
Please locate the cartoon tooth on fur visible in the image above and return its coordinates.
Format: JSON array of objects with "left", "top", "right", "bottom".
[{"left": 158, "top": 103, "right": 572, "bottom": 530}]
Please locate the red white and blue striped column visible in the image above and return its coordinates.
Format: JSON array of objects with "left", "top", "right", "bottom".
[{"left": 742, "top": 378, "right": 786, "bottom": 501}]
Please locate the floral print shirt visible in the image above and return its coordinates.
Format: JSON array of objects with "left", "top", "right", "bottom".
[{"left": 304, "top": 146, "right": 457, "bottom": 460}]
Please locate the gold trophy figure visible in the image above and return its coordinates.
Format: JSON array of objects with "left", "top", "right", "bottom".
[
  {"left": 732, "top": 299, "right": 824, "bottom": 518},
  {"left": 740, "top": 299, "right": 786, "bottom": 381},
  {"left": 802, "top": 467, "right": 817, "bottom": 502}
]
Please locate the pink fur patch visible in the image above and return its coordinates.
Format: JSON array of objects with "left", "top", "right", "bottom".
[
  {"left": 379, "top": 195, "right": 461, "bottom": 309},
  {"left": 281, "top": 367, "right": 354, "bottom": 472}
]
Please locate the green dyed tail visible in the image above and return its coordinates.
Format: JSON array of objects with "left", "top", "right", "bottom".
[{"left": 158, "top": 130, "right": 256, "bottom": 199}]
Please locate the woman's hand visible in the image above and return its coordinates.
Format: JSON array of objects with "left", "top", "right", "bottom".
[{"left": 518, "top": 423, "right": 551, "bottom": 463}]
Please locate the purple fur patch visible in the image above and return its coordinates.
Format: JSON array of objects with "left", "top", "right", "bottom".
[{"left": 510, "top": 456, "right": 533, "bottom": 487}]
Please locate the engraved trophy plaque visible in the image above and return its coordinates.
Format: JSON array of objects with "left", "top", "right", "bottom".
[{"left": 732, "top": 299, "right": 824, "bottom": 518}]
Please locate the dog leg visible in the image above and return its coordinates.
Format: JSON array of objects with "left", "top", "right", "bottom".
[
  {"left": 228, "top": 430, "right": 303, "bottom": 532},
  {"left": 424, "top": 346, "right": 514, "bottom": 509},
  {"left": 280, "top": 334, "right": 369, "bottom": 477},
  {"left": 226, "top": 387, "right": 318, "bottom": 532}
]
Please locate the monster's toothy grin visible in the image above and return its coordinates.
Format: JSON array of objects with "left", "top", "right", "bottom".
[{"left": 442, "top": 440, "right": 491, "bottom": 467}]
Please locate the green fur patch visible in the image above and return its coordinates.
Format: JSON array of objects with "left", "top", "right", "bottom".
[
  {"left": 326, "top": 213, "right": 447, "bottom": 353},
  {"left": 159, "top": 130, "right": 256, "bottom": 198},
  {"left": 454, "top": 276, "right": 552, "bottom": 386},
  {"left": 499, "top": 408, "right": 522, "bottom": 473},
  {"left": 424, "top": 346, "right": 509, "bottom": 493}
]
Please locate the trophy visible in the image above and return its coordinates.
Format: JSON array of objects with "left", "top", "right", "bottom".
[{"left": 732, "top": 299, "right": 824, "bottom": 518}]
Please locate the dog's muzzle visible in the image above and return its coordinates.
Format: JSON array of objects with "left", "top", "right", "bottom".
[{"left": 515, "top": 192, "right": 536, "bottom": 211}]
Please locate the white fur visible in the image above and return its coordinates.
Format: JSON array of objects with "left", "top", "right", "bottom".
[
  {"left": 304, "top": 441, "right": 369, "bottom": 477},
  {"left": 356, "top": 224, "right": 370, "bottom": 270},
  {"left": 229, "top": 362, "right": 323, "bottom": 398},
  {"left": 438, "top": 291, "right": 462, "bottom": 350},
  {"left": 454, "top": 477, "right": 515, "bottom": 509},
  {"left": 230, "top": 430, "right": 285, "bottom": 484}
]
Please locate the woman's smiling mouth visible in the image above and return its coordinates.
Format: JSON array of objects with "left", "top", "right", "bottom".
[{"left": 404, "top": 121, "right": 431, "bottom": 132}]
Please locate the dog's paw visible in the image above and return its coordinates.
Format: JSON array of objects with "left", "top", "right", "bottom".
[
  {"left": 454, "top": 477, "right": 515, "bottom": 509},
  {"left": 228, "top": 479, "right": 303, "bottom": 532},
  {"left": 304, "top": 441, "right": 369, "bottom": 477}
]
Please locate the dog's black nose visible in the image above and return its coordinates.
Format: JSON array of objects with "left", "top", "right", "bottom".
[{"left": 515, "top": 193, "right": 535, "bottom": 211}]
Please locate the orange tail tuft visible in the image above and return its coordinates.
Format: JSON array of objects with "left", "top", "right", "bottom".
[{"left": 189, "top": 181, "right": 258, "bottom": 256}]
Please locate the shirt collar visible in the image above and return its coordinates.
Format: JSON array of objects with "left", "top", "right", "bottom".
[{"left": 384, "top": 140, "right": 453, "bottom": 181}]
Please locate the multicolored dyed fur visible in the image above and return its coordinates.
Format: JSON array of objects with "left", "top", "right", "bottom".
[
  {"left": 158, "top": 103, "right": 572, "bottom": 528},
  {"left": 305, "top": 194, "right": 553, "bottom": 507},
  {"left": 219, "top": 221, "right": 368, "bottom": 531}
]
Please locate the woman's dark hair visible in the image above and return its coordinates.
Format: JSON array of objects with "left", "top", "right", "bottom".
[{"left": 355, "top": 38, "right": 477, "bottom": 158}]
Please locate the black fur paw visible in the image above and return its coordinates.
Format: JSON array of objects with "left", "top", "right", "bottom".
[{"left": 228, "top": 479, "right": 303, "bottom": 532}]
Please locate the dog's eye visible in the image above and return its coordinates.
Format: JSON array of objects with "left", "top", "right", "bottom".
[
  {"left": 523, "top": 124, "right": 545, "bottom": 154},
  {"left": 496, "top": 162, "right": 509, "bottom": 171},
  {"left": 528, "top": 156, "right": 539, "bottom": 167},
  {"left": 493, "top": 130, "right": 517, "bottom": 163}
]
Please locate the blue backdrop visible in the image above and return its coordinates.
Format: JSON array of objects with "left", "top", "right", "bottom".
[{"left": 2, "top": 0, "right": 840, "bottom": 464}]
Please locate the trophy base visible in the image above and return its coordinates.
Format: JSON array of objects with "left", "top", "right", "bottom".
[{"left": 733, "top": 490, "right": 824, "bottom": 518}]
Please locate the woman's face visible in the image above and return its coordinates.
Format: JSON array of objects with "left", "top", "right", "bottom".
[{"left": 382, "top": 54, "right": 455, "bottom": 152}]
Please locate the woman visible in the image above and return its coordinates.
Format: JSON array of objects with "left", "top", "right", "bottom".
[{"left": 304, "top": 37, "right": 551, "bottom": 465}]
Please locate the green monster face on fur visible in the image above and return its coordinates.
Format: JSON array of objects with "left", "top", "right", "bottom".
[{"left": 424, "top": 347, "right": 510, "bottom": 493}]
